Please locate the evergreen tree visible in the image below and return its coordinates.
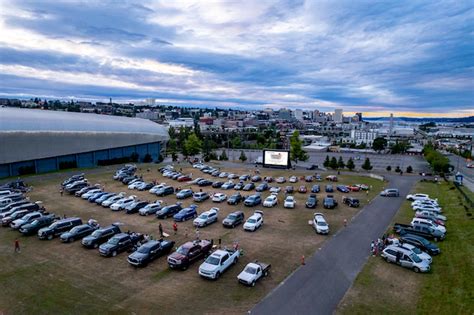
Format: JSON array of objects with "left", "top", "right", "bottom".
[
  {"left": 337, "top": 156, "right": 345, "bottom": 169},
  {"left": 220, "top": 150, "right": 228, "bottom": 161},
  {"left": 329, "top": 157, "right": 338, "bottom": 169},
  {"left": 362, "top": 158, "right": 373, "bottom": 171},
  {"left": 346, "top": 158, "right": 355, "bottom": 171},
  {"left": 406, "top": 165, "right": 413, "bottom": 173},
  {"left": 289, "top": 131, "right": 309, "bottom": 163},
  {"left": 323, "top": 155, "right": 330, "bottom": 168},
  {"left": 386, "top": 165, "right": 392, "bottom": 171},
  {"left": 239, "top": 150, "right": 247, "bottom": 162},
  {"left": 395, "top": 166, "right": 401, "bottom": 173},
  {"left": 372, "top": 137, "right": 387, "bottom": 152}
]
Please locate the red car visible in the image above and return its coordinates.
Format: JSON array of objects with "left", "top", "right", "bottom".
[
  {"left": 177, "top": 175, "right": 192, "bottom": 182},
  {"left": 264, "top": 176, "right": 274, "bottom": 183},
  {"left": 326, "top": 175, "right": 338, "bottom": 182},
  {"left": 347, "top": 185, "right": 361, "bottom": 192},
  {"left": 298, "top": 185, "right": 308, "bottom": 193}
]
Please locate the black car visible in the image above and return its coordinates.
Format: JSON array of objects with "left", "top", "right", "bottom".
[
  {"left": 227, "top": 193, "right": 243, "bottom": 205},
  {"left": 343, "top": 197, "right": 360, "bottom": 208},
  {"left": 127, "top": 239, "right": 175, "bottom": 267},
  {"left": 37, "top": 217, "right": 83, "bottom": 240},
  {"left": 99, "top": 233, "right": 144, "bottom": 257},
  {"left": 399, "top": 234, "right": 441, "bottom": 255},
  {"left": 325, "top": 185, "right": 334, "bottom": 193},
  {"left": 285, "top": 186, "right": 294, "bottom": 193},
  {"left": 82, "top": 224, "right": 121, "bottom": 249},
  {"left": 156, "top": 204, "right": 183, "bottom": 219},
  {"left": 222, "top": 211, "right": 245, "bottom": 228},
  {"left": 243, "top": 183, "right": 255, "bottom": 191},
  {"left": 305, "top": 195, "right": 318, "bottom": 208},
  {"left": 62, "top": 174, "right": 84, "bottom": 186},
  {"left": 197, "top": 179, "right": 213, "bottom": 187},
  {"left": 156, "top": 186, "right": 175, "bottom": 197},
  {"left": 311, "top": 185, "right": 320, "bottom": 193},
  {"left": 60, "top": 223, "right": 98, "bottom": 243},
  {"left": 125, "top": 201, "right": 149, "bottom": 214},
  {"left": 122, "top": 176, "right": 138, "bottom": 184},
  {"left": 0, "top": 200, "right": 30, "bottom": 213},
  {"left": 244, "top": 195, "right": 262, "bottom": 207},
  {"left": 256, "top": 182, "right": 269, "bottom": 192},
  {"left": 212, "top": 181, "right": 224, "bottom": 188},
  {"left": 323, "top": 196, "right": 338, "bottom": 209},
  {"left": 19, "top": 215, "right": 57, "bottom": 236}
]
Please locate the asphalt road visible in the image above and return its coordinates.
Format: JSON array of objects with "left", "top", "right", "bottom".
[
  {"left": 251, "top": 174, "right": 418, "bottom": 315},
  {"left": 447, "top": 154, "right": 474, "bottom": 192}
]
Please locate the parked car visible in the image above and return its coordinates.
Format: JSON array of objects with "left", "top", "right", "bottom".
[
  {"left": 337, "top": 185, "right": 350, "bottom": 193},
  {"left": 1, "top": 209, "right": 30, "bottom": 227},
  {"left": 10, "top": 211, "right": 43, "bottom": 229},
  {"left": 343, "top": 197, "right": 360, "bottom": 208},
  {"left": 199, "top": 249, "right": 240, "bottom": 280},
  {"left": 305, "top": 176, "right": 313, "bottom": 182},
  {"left": 37, "top": 217, "right": 82, "bottom": 240},
  {"left": 276, "top": 177, "right": 286, "bottom": 183},
  {"left": 218, "top": 172, "right": 229, "bottom": 179},
  {"left": 326, "top": 175, "right": 338, "bottom": 182},
  {"left": 396, "top": 243, "right": 432, "bottom": 264},
  {"left": 156, "top": 186, "right": 175, "bottom": 197},
  {"left": 177, "top": 175, "right": 192, "bottom": 182},
  {"left": 176, "top": 189, "right": 193, "bottom": 199},
  {"left": 256, "top": 183, "right": 269, "bottom": 192},
  {"left": 234, "top": 182, "right": 244, "bottom": 190},
  {"left": 411, "top": 218, "right": 446, "bottom": 234},
  {"left": 60, "top": 223, "right": 99, "bottom": 243},
  {"left": 19, "top": 214, "right": 57, "bottom": 236},
  {"left": 284, "top": 196, "right": 296, "bottom": 208},
  {"left": 313, "top": 213, "right": 329, "bottom": 234},
  {"left": 412, "top": 204, "right": 442, "bottom": 213},
  {"left": 193, "top": 207, "right": 219, "bottom": 227},
  {"left": 222, "top": 211, "right": 245, "bottom": 228},
  {"left": 95, "top": 193, "right": 116, "bottom": 205},
  {"left": 81, "top": 224, "right": 121, "bottom": 249},
  {"left": 193, "top": 192, "right": 210, "bottom": 202},
  {"left": 99, "top": 232, "right": 144, "bottom": 257},
  {"left": 289, "top": 176, "right": 298, "bottom": 183},
  {"left": 139, "top": 201, "right": 163, "bottom": 216},
  {"left": 298, "top": 186, "right": 307, "bottom": 193},
  {"left": 393, "top": 223, "right": 445, "bottom": 241},
  {"left": 212, "top": 193, "right": 227, "bottom": 203},
  {"left": 173, "top": 206, "right": 198, "bottom": 222},
  {"left": 406, "top": 193, "right": 431, "bottom": 201},
  {"left": 243, "top": 183, "right": 255, "bottom": 191},
  {"left": 221, "top": 181, "right": 235, "bottom": 190},
  {"left": 347, "top": 185, "right": 361, "bottom": 192},
  {"left": 167, "top": 239, "right": 214, "bottom": 270},
  {"left": 101, "top": 195, "right": 125, "bottom": 207},
  {"left": 197, "top": 179, "right": 213, "bottom": 187},
  {"left": 244, "top": 195, "right": 262, "bottom": 207},
  {"left": 323, "top": 195, "right": 338, "bottom": 209},
  {"left": 125, "top": 201, "right": 149, "bottom": 214},
  {"left": 381, "top": 246, "right": 430, "bottom": 273},
  {"left": 156, "top": 203, "right": 182, "bottom": 219},
  {"left": 325, "top": 185, "right": 334, "bottom": 193},
  {"left": 399, "top": 234, "right": 440, "bottom": 255},
  {"left": 243, "top": 211, "right": 264, "bottom": 231},
  {"left": 227, "top": 193, "right": 243, "bottom": 205},
  {"left": 269, "top": 186, "right": 281, "bottom": 193},
  {"left": 239, "top": 174, "right": 250, "bottom": 181},
  {"left": 128, "top": 239, "right": 175, "bottom": 267},
  {"left": 237, "top": 261, "right": 271, "bottom": 286},
  {"left": 285, "top": 186, "right": 294, "bottom": 194},
  {"left": 263, "top": 195, "right": 278, "bottom": 207},
  {"left": 212, "top": 181, "right": 224, "bottom": 188},
  {"left": 305, "top": 194, "right": 318, "bottom": 208},
  {"left": 311, "top": 185, "right": 320, "bottom": 193},
  {"left": 251, "top": 176, "right": 262, "bottom": 182},
  {"left": 380, "top": 189, "right": 399, "bottom": 197},
  {"left": 415, "top": 210, "right": 446, "bottom": 222},
  {"left": 137, "top": 182, "right": 154, "bottom": 191},
  {"left": 110, "top": 197, "right": 136, "bottom": 211}
]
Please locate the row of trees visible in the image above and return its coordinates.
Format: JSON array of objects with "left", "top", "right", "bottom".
[
  {"left": 386, "top": 165, "right": 413, "bottom": 173},
  {"left": 423, "top": 143, "right": 451, "bottom": 174},
  {"left": 323, "top": 155, "right": 373, "bottom": 171}
]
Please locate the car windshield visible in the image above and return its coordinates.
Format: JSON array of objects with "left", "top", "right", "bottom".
[
  {"left": 91, "top": 230, "right": 103, "bottom": 237},
  {"left": 410, "top": 247, "right": 421, "bottom": 254},
  {"left": 410, "top": 253, "right": 422, "bottom": 263},
  {"left": 108, "top": 237, "right": 120, "bottom": 245},
  {"left": 248, "top": 219, "right": 256, "bottom": 224},
  {"left": 228, "top": 214, "right": 237, "bottom": 220},
  {"left": 137, "top": 246, "right": 151, "bottom": 254},
  {"left": 199, "top": 214, "right": 208, "bottom": 219},
  {"left": 177, "top": 246, "right": 189, "bottom": 255},
  {"left": 70, "top": 226, "right": 82, "bottom": 233},
  {"left": 244, "top": 266, "right": 258, "bottom": 274},
  {"left": 30, "top": 220, "right": 40, "bottom": 226},
  {"left": 317, "top": 222, "right": 327, "bottom": 226},
  {"left": 205, "top": 256, "right": 220, "bottom": 265}
]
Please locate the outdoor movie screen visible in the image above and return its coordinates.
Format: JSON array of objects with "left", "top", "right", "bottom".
[{"left": 263, "top": 150, "right": 290, "bottom": 168}]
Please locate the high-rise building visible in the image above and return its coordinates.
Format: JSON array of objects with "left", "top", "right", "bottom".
[
  {"left": 334, "top": 109, "right": 343, "bottom": 123},
  {"left": 294, "top": 109, "right": 304, "bottom": 121},
  {"left": 355, "top": 112, "right": 363, "bottom": 121}
]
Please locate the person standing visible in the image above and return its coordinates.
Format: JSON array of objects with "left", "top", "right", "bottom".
[
  {"left": 158, "top": 223, "right": 163, "bottom": 238},
  {"left": 173, "top": 222, "right": 178, "bottom": 235},
  {"left": 14, "top": 239, "right": 20, "bottom": 253},
  {"left": 370, "top": 241, "right": 375, "bottom": 256},
  {"left": 60, "top": 188, "right": 64, "bottom": 196},
  {"left": 195, "top": 227, "right": 200, "bottom": 240}
]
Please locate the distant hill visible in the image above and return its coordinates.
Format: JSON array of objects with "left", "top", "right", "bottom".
[{"left": 364, "top": 116, "right": 474, "bottom": 123}]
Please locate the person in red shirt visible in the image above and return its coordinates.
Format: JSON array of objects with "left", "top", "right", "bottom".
[
  {"left": 14, "top": 239, "right": 20, "bottom": 253},
  {"left": 173, "top": 222, "right": 178, "bottom": 235}
]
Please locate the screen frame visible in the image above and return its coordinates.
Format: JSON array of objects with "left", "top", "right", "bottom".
[{"left": 262, "top": 149, "right": 291, "bottom": 169}]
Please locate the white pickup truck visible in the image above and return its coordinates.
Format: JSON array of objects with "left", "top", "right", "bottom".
[
  {"left": 198, "top": 249, "right": 240, "bottom": 280},
  {"left": 237, "top": 261, "right": 271, "bottom": 286}
]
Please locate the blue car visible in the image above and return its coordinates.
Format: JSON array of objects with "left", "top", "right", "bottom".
[
  {"left": 173, "top": 206, "right": 198, "bottom": 222},
  {"left": 88, "top": 192, "right": 108, "bottom": 202},
  {"left": 95, "top": 193, "right": 115, "bottom": 205},
  {"left": 336, "top": 185, "right": 350, "bottom": 193}
]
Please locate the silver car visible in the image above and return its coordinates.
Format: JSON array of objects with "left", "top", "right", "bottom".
[{"left": 381, "top": 246, "right": 430, "bottom": 273}]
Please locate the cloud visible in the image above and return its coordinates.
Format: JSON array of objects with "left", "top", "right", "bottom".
[{"left": 0, "top": 0, "right": 473, "bottom": 116}]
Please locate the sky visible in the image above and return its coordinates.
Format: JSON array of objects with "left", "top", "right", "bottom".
[{"left": 0, "top": 0, "right": 473, "bottom": 117}]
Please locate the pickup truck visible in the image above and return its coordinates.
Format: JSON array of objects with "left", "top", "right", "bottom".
[
  {"left": 237, "top": 261, "right": 271, "bottom": 286},
  {"left": 128, "top": 239, "right": 175, "bottom": 267},
  {"left": 99, "top": 232, "right": 144, "bottom": 257},
  {"left": 167, "top": 239, "right": 214, "bottom": 270},
  {"left": 393, "top": 223, "right": 445, "bottom": 241},
  {"left": 198, "top": 249, "right": 240, "bottom": 280}
]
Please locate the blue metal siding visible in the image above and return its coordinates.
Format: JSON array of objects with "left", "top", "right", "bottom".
[
  {"left": 36, "top": 158, "right": 57, "bottom": 173},
  {"left": 10, "top": 161, "right": 35, "bottom": 176},
  {"left": 0, "top": 165, "right": 10, "bottom": 178},
  {"left": 123, "top": 146, "right": 136, "bottom": 157},
  {"left": 109, "top": 147, "right": 122, "bottom": 159},
  {"left": 94, "top": 150, "right": 109, "bottom": 163},
  {"left": 77, "top": 152, "right": 94, "bottom": 168},
  {"left": 136, "top": 144, "right": 148, "bottom": 160},
  {"left": 148, "top": 142, "right": 160, "bottom": 160}
]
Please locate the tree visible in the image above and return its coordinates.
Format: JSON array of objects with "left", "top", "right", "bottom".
[
  {"left": 406, "top": 165, "right": 413, "bottom": 173},
  {"left": 130, "top": 152, "right": 139, "bottom": 162},
  {"left": 346, "top": 158, "right": 355, "bottom": 171},
  {"left": 143, "top": 153, "right": 152, "bottom": 163},
  {"left": 220, "top": 150, "right": 228, "bottom": 161},
  {"left": 329, "top": 157, "right": 338, "bottom": 170},
  {"left": 337, "top": 156, "right": 345, "bottom": 169},
  {"left": 372, "top": 137, "right": 387, "bottom": 152},
  {"left": 184, "top": 133, "right": 202, "bottom": 156},
  {"left": 361, "top": 158, "right": 373, "bottom": 171},
  {"left": 168, "top": 126, "right": 176, "bottom": 139},
  {"left": 395, "top": 166, "right": 401, "bottom": 173},
  {"left": 289, "top": 131, "right": 309, "bottom": 163},
  {"left": 323, "top": 155, "right": 331, "bottom": 168},
  {"left": 386, "top": 165, "right": 392, "bottom": 171},
  {"left": 239, "top": 150, "right": 247, "bottom": 162}
]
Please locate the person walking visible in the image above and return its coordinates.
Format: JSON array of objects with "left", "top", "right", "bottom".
[
  {"left": 370, "top": 240, "right": 375, "bottom": 256},
  {"left": 14, "top": 239, "right": 20, "bottom": 253},
  {"left": 195, "top": 227, "right": 200, "bottom": 240},
  {"left": 158, "top": 223, "right": 163, "bottom": 238},
  {"left": 60, "top": 188, "right": 64, "bottom": 196},
  {"left": 173, "top": 222, "right": 178, "bottom": 235}
]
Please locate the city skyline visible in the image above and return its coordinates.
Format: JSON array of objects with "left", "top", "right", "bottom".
[{"left": 0, "top": 1, "right": 473, "bottom": 117}]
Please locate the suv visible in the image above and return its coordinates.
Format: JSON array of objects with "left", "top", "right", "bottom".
[
  {"left": 19, "top": 215, "right": 57, "bottom": 236},
  {"left": 325, "top": 185, "right": 334, "bottom": 193},
  {"left": 156, "top": 203, "right": 183, "bottom": 219},
  {"left": 10, "top": 211, "right": 43, "bottom": 229},
  {"left": 193, "top": 208, "right": 219, "bottom": 227},
  {"left": 222, "top": 211, "right": 245, "bottom": 228},
  {"left": 243, "top": 211, "right": 264, "bottom": 231},
  {"left": 99, "top": 233, "right": 144, "bottom": 257},
  {"left": 125, "top": 201, "right": 149, "bottom": 214},
  {"left": 193, "top": 192, "right": 210, "bottom": 202},
  {"left": 60, "top": 223, "right": 99, "bottom": 243},
  {"left": 399, "top": 234, "right": 440, "bottom": 255},
  {"left": 343, "top": 197, "right": 360, "bottom": 208},
  {"left": 305, "top": 194, "right": 318, "bottom": 209},
  {"left": 313, "top": 213, "right": 329, "bottom": 234},
  {"left": 173, "top": 206, "right": 198, "bottom": 222},
  {"left": 82, "top": 224, "right": 121, "bottom": 249},
  {"left": 156, "top": 186, "right": 175, "bottom": 197},
  {"left": 227, "top": 193, "right": 243, "bottom": 205},
  {"left": 128, "top": 239, "right": 175, "bottom": 267},
  {"left": 38, "top": 217, "right": 82, "bottom": 240},
  {"left": 167, "top": 239, "right": 214, "bottom": 270},
  {"left": 380, "top": 189, "right": 399, "bottom": 197},
  {"left": 243, "top": 183, "right": 255, "bottom": 191},
  {"left": 139, "top": 202, "right": 163, "bottom": 216},
  {"left": 381, "top": 246, "right": 430, "bottom": 273},
  {"left": 323, "top": 195, "right": 338, "bottom": 209},
  {"left": 176, "top": 189, "right": 193, "bottom": 199},
  {"left": 244, "top": 195, "right": 262, "bottom": 207}
]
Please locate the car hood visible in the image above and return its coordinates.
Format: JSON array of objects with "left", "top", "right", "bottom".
[
  {"left": 38, "top": 227, "right": 50, "bottom": 234},
  {"left": 168, "top": 252, "right": 186, "bottom": 261},
  {"left": 82, "top": 236, "right": 95, "bottom": 243},
  {"left": 194, "top": 218, "right": 206, "bottom": 224},
  {"left": 99, "top": 243, "right": 115, "bottom": 251},
  {"left": 244, "top": 222, "right": 255, "bottom": 228},
  {"left": 237, "top": 271, "right": 255, "bottom": 282},
  {"left": 60, "top": 232, "right": 72, "bottom": 239},
  {"left": 223, "top": 218, "right": 235, "bottom": 224},
  {"left": 129, "top": 251, "right": 148, "bottom": 260},
  {"left": 199, "top": 262, "right": 218, "bottom": 273}
]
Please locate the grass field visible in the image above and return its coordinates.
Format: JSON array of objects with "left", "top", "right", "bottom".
[
  {"left": 0, "top": 162, "right": 384, "bottom": 314},
  {"left": 337, "top": 180, "right": 474, "bottom": 315}
]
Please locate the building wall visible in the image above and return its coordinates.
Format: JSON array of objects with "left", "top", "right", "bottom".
[{"left": 0, "top": 142, "right": 163, "bottom": 178}]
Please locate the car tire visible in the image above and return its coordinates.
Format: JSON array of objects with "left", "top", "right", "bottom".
[
  {"left": 216, "top": 271, "right": 221, "bottom": 279},
  {"left": 93, "top": 243, "right": 98, "bottom": 249},
  {"left": 47, "top": 234, "right": 53, "bottom": 240},
  {"left": 251, "top": 280, "right": 256, "bottom": 287},
  {"left": 68, "top": 237, "right": 73, "bottom": 243},
  {"left": 112, "top": 251, "right": 117, "bottom": 257},
  {"left": 413, "top": 267, "right": 420, "bottom": 273},
  {"left": 384, "top": 256, "right": 389, "bottom": 263},
  {"left": 233, "top": 257, "right": 238, "bottom": 265},
  {"left": 182, "top": 264, "right": 188, "bottom": 271}
]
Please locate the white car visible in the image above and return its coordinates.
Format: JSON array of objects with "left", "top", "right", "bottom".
[
  {"left": 269, "top": 186, "right": 281, "bottom": 193},
  {"left": 212, "top": 193, "right": 227, "bottom": 203},
  {"left": 284, "top": 196, "right": 295, "bottom": 208},
  {"left": 128, "top": 180, "right": 144, "bottom": 189},
  {"left": 397, "top": 243, "right": 432, "bottom": 264},
  {"left": 81, "top": 189, "right": 102, "bottom": 199},
  {"left": 219, "top": 172, "right": 229, "bottom": 178},
  {"left": 263, "top": 195, "right": 278, "bottom": 207},
  {"left": 411, "top": 218, "right": 446, "bottom": 234},
  {"left": 149, "top": 183, "right": 166, "bottom": 194},
  {"left": 221, "top": 181, "right": 235, "bottom": 190},
  {"left": 101, "top": 195, "right": 125, "bottom": 207},
  {"left": 110, "top": 196, "right": 136, "bottom": 211},
  {"left": 381, "top": 247, "right": 430, "bottom": 273},
  {"left": 415, "top": 210, "right": 447, "bottom": 222},
  {"left": 289, "top": 176, "right": 298, "bottom": 183},
  {"left": 412, "top": 204, "right": 442, "bottom": 213},
  {"left": 193, "top": 208, "right": 219, "bottom": 227},
  {"left": 243, "top": 211, "right": 264, "bottom": 231},
  {"left": 411, "top": 199, "right": 439, "bottom": 207},
  {"left": 406, "top": 193, "right": 430, "bottom": 201},
  {"left": 190, "top": 178, "right": 204, "bottom": 184},
  {"left": 313, "top": 213, "right": 329, "bottom": 234}
]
